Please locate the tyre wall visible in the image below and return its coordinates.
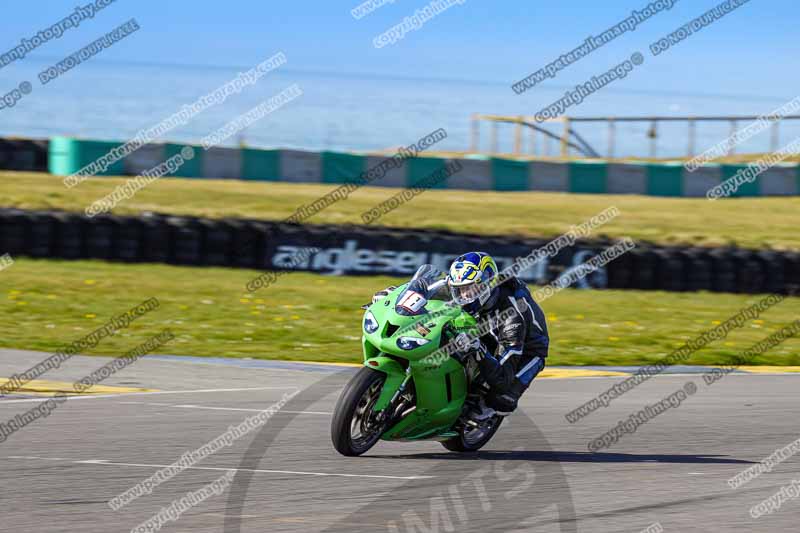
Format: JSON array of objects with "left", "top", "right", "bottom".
[{"left": 1, "top": 208, "right": 797, "bottom": 295}]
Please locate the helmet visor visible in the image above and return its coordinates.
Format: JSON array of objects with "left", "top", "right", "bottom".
[{"left": 449, "top": 282, "right": 486, "bottom": 306}]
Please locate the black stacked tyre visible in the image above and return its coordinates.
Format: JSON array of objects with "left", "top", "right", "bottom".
[
  {"left": 52, "top": 212, "right": 83, "bottom": 259},
  {"left": 709, "top": 249, "right": 737, "bottom": 293},
  {"left": 0, "top": 209, "right": 29, "bottom": 256},
  {"left": 116, "top": 217, "right": 143, "bottom": 262},
  {"left": 654, "top": 249, "right": 685, "bottom": 292},
  {"left": 682, "top": 249, "right": 713, "bottom": 292},
  {"left": 629, "top": 248, "right": 658, "bottom": 290},
  {"left": 732, "top": 250, "right": 765, "bottom": 294},
  {"left": 201, "top": 219, "right": 232, "bottom": 266},
  {"left": 84, "top": 215, "right": 116, "bottom": 260},
  {"left": 140, "top": 216, "right": 171, "bottom": 263}
]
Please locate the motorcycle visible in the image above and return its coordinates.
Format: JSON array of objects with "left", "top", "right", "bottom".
[{"left": 331, "top": 265, "right": 503, "bottom": 456}]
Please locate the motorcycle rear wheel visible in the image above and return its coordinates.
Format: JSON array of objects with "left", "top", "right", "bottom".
[
  {"left": 441, "top": 415, "right": 503, "bottom": 452},
  {"left": 331, "top": 367, "right": 387, "bottom": 456}
]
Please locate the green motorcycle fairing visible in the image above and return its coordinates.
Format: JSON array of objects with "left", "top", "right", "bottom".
[{"left": 361, "top": 283, "right": 477, "bottom": 441}]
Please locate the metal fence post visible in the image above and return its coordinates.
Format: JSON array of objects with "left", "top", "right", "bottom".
[
  {"left": 470, "top": 113, "right": 478, "bottom": 152},
  {"left": 560, "top": 117, "right": 570, "bottom": 157},
  {"left": 648, "top": 120, "right": 658, "bottom": 158},
  {"left": 607, "top": 118, "right": 616, "bottom": 159},
  {"left": 728, "top": 120, "right": 738, "bottom": 155},
  {"left": 771, "top": 121, "right": 780, "bottom": 152}
]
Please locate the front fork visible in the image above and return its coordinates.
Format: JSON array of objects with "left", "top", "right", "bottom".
[
  {"left": 384, "top": 367, "right": 412, "bottom": 410},
  {"left": 364, "top": 356, "right": 409, "bottom": 412}
]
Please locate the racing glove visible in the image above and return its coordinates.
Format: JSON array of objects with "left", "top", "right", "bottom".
[
  {"left": 452, "top": 332, "right": 488, "bottom": 363},
  {"left": 361, "top": 286, "right": 397, "bottom": 309}
]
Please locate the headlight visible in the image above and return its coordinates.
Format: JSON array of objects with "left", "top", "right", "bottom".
[
  {"left": 396, "top": 336, "right": 431, "bottom": 350},
  {"left": 363, "top": 311, "right": 379, "bottom": 334}
]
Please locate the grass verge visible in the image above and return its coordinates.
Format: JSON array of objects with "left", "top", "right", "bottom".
[
  {"left": 1, "top": 259, "right": 798, "bottom": 366},
  {"left": 2, "top": 171, "right": 798, "bottom": 250}
]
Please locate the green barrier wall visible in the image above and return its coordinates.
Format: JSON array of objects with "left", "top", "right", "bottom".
[
  {"left": 407, "top": 156, "right": 449, "bottom": 189},
  {"left": 646, "top": 163, "right": 684, "bottom": 197},
  {"left": 797, "top": 166, "right": 800, "bottom": 193},
  {"left": 321, "top": 151, "right": 366, "bottom": 184},
  {"left": 721, "top": 164, "right": 760, "bottom": 197},
  {"left": 568, "top": 161, "right": 607, "bottom": 193},
  {"left": 241, "top": 148, "right": 280, "bottom": 181},
  {"left": 43, "top": 135, "right": 800, "bottom": 197},
  {"left": 49, "top": 136, "right": 125, "bottom": 176},
  {"left": 165, "top": 144, "right": 202, "bottom": 178},
  {"left": 491, "top": 158, "right": 528, "bottom": 191}
]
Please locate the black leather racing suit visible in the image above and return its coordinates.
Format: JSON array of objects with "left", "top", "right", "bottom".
[{"left": 469, "top": 277, "right": 549, "bottom": 413}]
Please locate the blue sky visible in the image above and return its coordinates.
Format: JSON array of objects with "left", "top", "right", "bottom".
[
  {"left": 1, "top": 0, "right": 795, "bottom": 104},
  {"left": 0, "top": 0, "right": 797, "bottom": 155}
]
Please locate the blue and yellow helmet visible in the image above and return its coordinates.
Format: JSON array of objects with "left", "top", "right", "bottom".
[{"left": 447, "top": 252, "right": 499, "bottom": 309}]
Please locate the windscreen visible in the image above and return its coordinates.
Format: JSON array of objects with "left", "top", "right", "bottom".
[{"left": 394, "top": 264, "right": 448, "bottom": 316}]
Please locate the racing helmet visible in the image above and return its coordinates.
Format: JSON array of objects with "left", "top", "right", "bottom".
[{"left": 447, "top": 252, "right": 499, "bottom": 311}]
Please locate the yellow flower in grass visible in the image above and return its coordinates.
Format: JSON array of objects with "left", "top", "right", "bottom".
[
  {"left": 85, "top": 313, "right": 96, "bottom": 319},
  {"left": 608, "top": 337, "right": 620, "bottom": 342},
  {"left": 84, "top": 280, "right": 96, "bottom": 285}
]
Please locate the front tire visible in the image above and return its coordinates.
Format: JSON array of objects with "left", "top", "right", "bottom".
[
  {"left": 441, "top": 416, "right": 503, "bottom": 452},
  {"left": 331, "top": 367, "right": 387, "bottom": 456}
]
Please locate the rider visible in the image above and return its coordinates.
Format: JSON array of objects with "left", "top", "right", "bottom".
[
  {"left": 371, "top": 252, "right": 549, "bottom": 420},
  {"left": 446, "top": 252, "right": 549, "bottom": 419}
]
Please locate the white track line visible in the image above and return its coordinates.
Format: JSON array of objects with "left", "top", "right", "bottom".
[
  {"left": 0, "top": 386, "right": 298, "bottom": 405},
  {"left": 3, "top": 373, "right": 788, "bottom": 407},
  {"left": 118, "top": 401, "right": 332, "bottom": 415},
  {"left": 4, "top": 456, "right": 432, "bottom": 481}
]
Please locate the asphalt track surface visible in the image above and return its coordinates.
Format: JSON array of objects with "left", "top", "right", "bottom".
[{"left": 1, "top": 349, "right": 799, "bottom": 532}]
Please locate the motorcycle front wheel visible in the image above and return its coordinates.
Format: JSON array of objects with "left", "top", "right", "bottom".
[{"left": 331, "top": 367, "right": 387, "bottom": 456}]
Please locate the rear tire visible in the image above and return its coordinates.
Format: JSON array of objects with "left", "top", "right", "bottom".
[
  {"left": 331, "top": 367, "right": 387, "bottom": 456},
  {"left": 441, "top": 416, "right": 503, "bottom": 452}
]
